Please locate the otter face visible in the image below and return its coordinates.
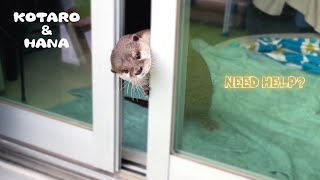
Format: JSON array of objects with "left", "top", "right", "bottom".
[{"left": 110, "top": 33, "right": 151, "bottom": 85}]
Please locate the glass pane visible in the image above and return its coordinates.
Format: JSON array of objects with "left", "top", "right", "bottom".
[
  {"left": 0, "top": 0, "right": 92, "bottom": 127},
  {"left": 174, "top": 0, "right": 320, "bottom": 179},
  {"left": 122, "top": 82, "right": 148, "bottom": 152},
  {"left": 121, "top": 0, "right": 151, "bottom": 156}
]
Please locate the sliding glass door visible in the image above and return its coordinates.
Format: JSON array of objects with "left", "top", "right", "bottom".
[
  {"left": 148, "top": 0, "right": 320, "bottom": 179},
  {"left": 0, "top": 0, "right": 119, "bottom": 173}
]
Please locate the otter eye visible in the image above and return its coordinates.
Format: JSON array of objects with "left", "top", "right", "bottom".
[
  {"left": 135, "top": 52, "right": 141, "bottom": 59},
  {"left": 123, "top": 69, "right": 129, "bottom": 73}
]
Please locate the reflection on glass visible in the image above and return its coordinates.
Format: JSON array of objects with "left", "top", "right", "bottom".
[
  {"left": 122, "top": 82, "right": 148, "bottom": 153},
  {"left": 175, "top": 0, "right": 320, "bottom": 179},
  {"left": 0, "top": 0, "right": 92, "bottom": 126}
]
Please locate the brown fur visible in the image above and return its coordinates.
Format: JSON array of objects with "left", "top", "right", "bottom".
[{"left": 110, "top": 30, "right": 151, "bottom": 96}]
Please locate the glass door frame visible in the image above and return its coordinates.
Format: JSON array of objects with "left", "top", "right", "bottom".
[
  {"left": 0, "top": 0, "right": 120, "bottom": 173},
  {"left": 147, "top": 0, "right": 263, "bottom": 179}
]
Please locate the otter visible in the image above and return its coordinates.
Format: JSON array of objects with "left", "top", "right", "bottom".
[
  {"left": 110, "top": 29, "right": 151, "bottom": 96},
  {"left": 110, "top": 29, "right": 217, "bottom": 130}
]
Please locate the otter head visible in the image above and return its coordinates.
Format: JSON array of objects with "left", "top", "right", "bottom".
[{"left": 110, "top": 32, "right": 151, "bottom": 85}]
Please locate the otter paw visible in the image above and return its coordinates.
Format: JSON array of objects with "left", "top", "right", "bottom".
[
  {"left": 144, "top": 89, "right": 149, "bottom": 96},
  {"left": 142, "top": 85, "right": 150, "bottom": 97}
]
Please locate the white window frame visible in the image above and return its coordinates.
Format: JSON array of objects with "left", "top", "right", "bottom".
[
  {"left": 147, "top": 0, "right": 269, "bottom": 179},
  {"left": 0, "top": 0, "right": 120, "bottom": 173}
]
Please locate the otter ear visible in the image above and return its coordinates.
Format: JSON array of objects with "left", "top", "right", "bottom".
[
  {"left": 111, "top": 69, "right": 116, "bottom": 73},
  {"left": 132, "top": 34, "right": 140, "bottom": 42}
]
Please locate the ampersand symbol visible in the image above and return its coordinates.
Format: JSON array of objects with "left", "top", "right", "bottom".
[{"left": 41, "top": 25, "right": 52, "bottom": 35}]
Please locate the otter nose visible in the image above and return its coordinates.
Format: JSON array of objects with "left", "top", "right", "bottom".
[{"left": 135, "top": 67, "right": 143, "bottom": 75}]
